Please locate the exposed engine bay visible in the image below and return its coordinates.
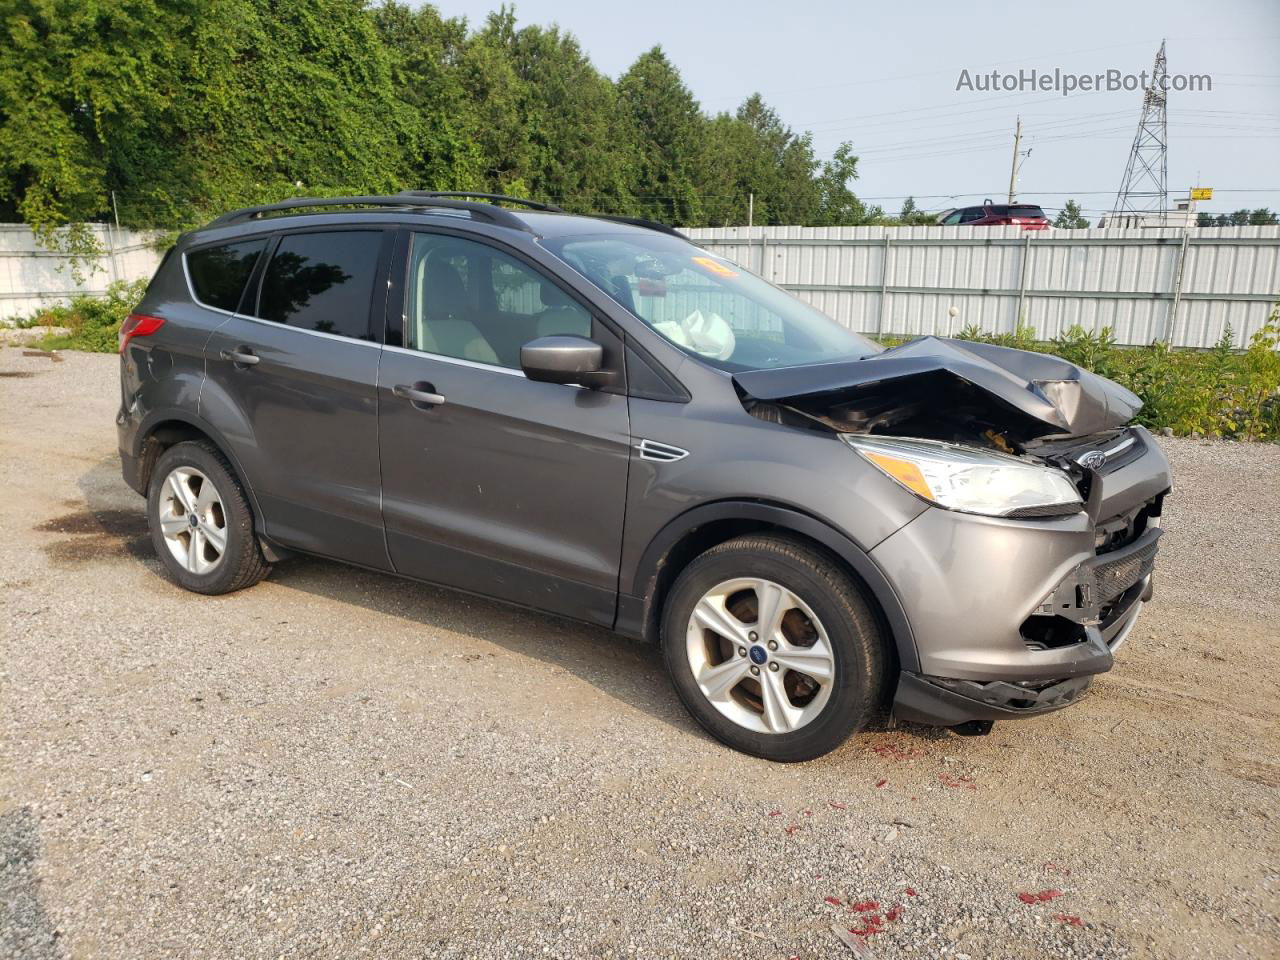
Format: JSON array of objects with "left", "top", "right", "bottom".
[{"left": 735, "top": 335, "right": 1144, "bottom": 458}]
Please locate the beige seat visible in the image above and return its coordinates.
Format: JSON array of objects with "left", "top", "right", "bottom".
[
  {"left": 534, "top": 280, "right": 592, "bottom": 339},
  {"left": 413, "top": 257, "right": 499, "bottom": 365}
]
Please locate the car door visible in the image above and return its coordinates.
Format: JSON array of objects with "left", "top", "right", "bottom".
[
  {"left": 202, "top": 226, "right": 394, "bottom": 569},
  {"left": 377, "top": 228, "right": 630, "bottom": 626}
]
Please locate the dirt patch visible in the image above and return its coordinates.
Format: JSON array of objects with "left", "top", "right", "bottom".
[
  {"left": 35, "top": 509, "right": 151, "bottom": 566},
  {"left": 3, "top": 354, "right": 1279, "bottom": 960},
  {"left": 1220, "top": 756, "right": 1280, "bottom": 788},
  {"left": 0, "top": 371, "right": 40, "bottom": 378}
]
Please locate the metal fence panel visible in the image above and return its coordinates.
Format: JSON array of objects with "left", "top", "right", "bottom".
[
  {"left": 0, "top": 225, "right": 163, "bottom": 321},
  {"left": 4, "top": 222, "right": 1278, "bottom": 348},
  {"left": 685, "top": 224, "right": 1280, "bottom": 348}
]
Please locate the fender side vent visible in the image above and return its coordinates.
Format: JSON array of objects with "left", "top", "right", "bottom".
[{"left": 636, "top": 439, "right": 689, "bottom": 463}]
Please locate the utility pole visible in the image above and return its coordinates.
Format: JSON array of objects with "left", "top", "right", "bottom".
[
  {"left": 748, "top": 193, "right": 754, "bottom": 228},
  {"left": 1007, "top": 117, "right": 1022, "bottom": 204}
]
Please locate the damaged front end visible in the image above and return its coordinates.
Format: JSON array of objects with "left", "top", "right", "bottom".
[
  {"left": 734, "top": 335, "right": 1143, "bottom": 452},
  {"left": 734, "top": 336, "right": 1174, "bottom": 730}
]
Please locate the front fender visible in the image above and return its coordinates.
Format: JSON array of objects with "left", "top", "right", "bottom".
[{"left": 620, "top": 499, "right": 920, "bottom": 673}]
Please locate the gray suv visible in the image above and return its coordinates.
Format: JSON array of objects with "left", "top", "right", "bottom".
[{"left": 117, "top": 193, "right": 1171, "bottom": 761}]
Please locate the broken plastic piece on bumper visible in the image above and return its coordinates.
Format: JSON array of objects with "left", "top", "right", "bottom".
[
  {"left": 892, "top": 671, "right": 1095, "bottom": 727},
  {"left": 926, "top": 674, "right": 1092, "bottom": 711},
  {"left": 1034, "top": 526, "right": 1162, "bottom": 624}
]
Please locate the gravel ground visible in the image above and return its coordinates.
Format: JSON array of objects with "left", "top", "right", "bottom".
[{"left": 1, "top": 349, "right": 1277, "bottom": 960}]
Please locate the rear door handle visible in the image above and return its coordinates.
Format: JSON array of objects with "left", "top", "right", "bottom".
[
  {"left": 393, "top": 383, "right": 446, "bottom": 407},
  {"left": 220, "top": 347, "right": 260, "bottom": 366}
]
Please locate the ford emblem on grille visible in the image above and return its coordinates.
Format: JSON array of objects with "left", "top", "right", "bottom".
[{"left": 1078, "top": 450, "right": 1107, "bottom": 470}]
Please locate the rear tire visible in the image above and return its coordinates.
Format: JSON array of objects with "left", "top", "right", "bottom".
[
  {"left": 147, "top": 440, "right": 270, "bottom": 595},
  {"left": 661, "top": 534, "right": 886, "bottom": 762}
]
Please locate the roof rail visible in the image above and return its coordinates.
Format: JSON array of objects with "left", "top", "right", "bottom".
[
  {"left": 397, "top": 191, "right": 566, "bottom": 214},
  {"left": 593, "top": 215, "right": 686, "bottom": 238},
  {"left": 206, "top": 194, "right": 536, "bottom": 233}
]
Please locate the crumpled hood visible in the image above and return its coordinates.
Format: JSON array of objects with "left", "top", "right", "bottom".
[{"left": 732, "top": 336, "right": 1143, "bottom": 441}]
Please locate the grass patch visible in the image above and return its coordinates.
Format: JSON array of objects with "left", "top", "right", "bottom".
[{"left": 17, "top": 279, "right": 148, "bottom": 353}]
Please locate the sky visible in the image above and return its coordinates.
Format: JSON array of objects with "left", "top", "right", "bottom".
[{"left": 427, "top": 0, "right": 1280, "bottom": 221}]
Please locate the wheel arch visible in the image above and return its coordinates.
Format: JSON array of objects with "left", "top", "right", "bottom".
[
  {"left": 134, "top": 410, "right": 266, "bottom": 537},
  {"left": 618, "top": 501, "right": 919, "bottom": 673}
]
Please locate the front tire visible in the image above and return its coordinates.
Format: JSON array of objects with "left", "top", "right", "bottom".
[
  {"left": 147, "top": 440, "right": 270, "bottom": 595},
  {"left": 661, "top": 534, "right": 887, "bottom": 762}
]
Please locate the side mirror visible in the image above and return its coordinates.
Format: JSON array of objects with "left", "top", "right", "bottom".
[{"left": 520, "top": 335, "right": 610, "bottom": 387}]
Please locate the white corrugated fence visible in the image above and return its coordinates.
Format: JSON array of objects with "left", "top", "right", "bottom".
[
  {"left": 0, "top": 225, "right": 164, "bottom": 321},
  {"left": 3, "top": 222, "right": 1278, "bottom": 348},
  {"left": 684, "top": 224, "right": 1280, "bottom": 348}
]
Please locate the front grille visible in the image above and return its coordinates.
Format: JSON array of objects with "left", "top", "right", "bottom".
[{"left": 1090, "top": 536, "right": 1159, "bottom": 603}]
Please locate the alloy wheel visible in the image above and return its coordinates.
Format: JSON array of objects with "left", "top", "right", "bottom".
[
  {"left": 156, "top": 466, "right": 227, "bottom": 575},
  {"left": 684, "top": 577, "right": 835, "bottom": 735}
]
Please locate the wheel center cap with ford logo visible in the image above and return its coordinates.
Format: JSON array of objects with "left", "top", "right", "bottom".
[{"left": 749, "top": 645, "right": 768, "bottom": 665}]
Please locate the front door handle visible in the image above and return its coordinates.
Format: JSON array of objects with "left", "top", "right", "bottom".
[
  {"left": 220, "top": 347, "right": 260, "bottom": 366},
  {"left": 393, "top": 383, "right": 446, "bottom": 407}
]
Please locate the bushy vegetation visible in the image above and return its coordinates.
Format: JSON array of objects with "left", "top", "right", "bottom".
[
  {"left": 952, "top": 319, "right": 1280, "bottom": 442},
  {"left": 19, "top": 279, "right": 148, "bottom": 353},
  {"left": 0, "top": 0, "right": 901, "bottom": 245}
]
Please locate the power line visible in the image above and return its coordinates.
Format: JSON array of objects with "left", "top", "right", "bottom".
[{"left": 699, "top": 39, "right": 1159, "bottom": 108}]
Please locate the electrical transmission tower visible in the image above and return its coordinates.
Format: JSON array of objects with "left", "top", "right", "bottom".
[{"left": 1112, "top": 41, "right": 1169, "bottom": 225}]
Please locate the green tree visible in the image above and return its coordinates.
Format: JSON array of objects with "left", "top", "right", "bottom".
[
  {"left": 0, "top": 0, "right": 420, "bottom": 233},
  {"left": 497, "top": 19, "right": 636, "bottom": 213},
  {"left": 0, "top": 1, "right": 911, "bottom": 235},
  {"left": 617, "top": 47, "right": 704, "bottom": 224},
  {"left": 373, "top": 2, "right": 485, "bottom": 192},
  {"left": 811, "top": 143, "right": 879, "bottom": 225},
  {"left": 155, "top": 0, "right": 416, "bottom": 223},
  {"left": 0, "top": 0, "right": 184, "bottom": 232},
  {"left": 1053, "top": 199, "right": 1090, "bottom": 229},
  {"left": 892, "top": 197, "right": 938, "bottom": 225},
  {"left": 695, "top": 94, "right": 821, "bottom": 226}
]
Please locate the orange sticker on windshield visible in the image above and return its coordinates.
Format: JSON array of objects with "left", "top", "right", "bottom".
[{"left": 691, "top": 256, "right": 738, "bottom": 278}]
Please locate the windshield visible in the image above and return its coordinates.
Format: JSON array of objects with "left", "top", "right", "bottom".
[{"left": 541, "top": 231, "right": 880, "bottom": 371}]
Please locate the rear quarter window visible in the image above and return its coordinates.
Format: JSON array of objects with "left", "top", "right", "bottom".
[{"left": 186, "top": 239, "right": 267, "bottom": 312}]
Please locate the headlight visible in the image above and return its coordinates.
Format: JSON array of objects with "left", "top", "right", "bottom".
[{"left": 840, "top": 435, "right": 1082, "bottom": 518}]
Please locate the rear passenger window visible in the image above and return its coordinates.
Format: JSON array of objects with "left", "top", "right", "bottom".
[
  {"left": 187, "top": 239, "right": 266, "bottom": 312},
  {"left": 256, "top": 231, "right": 381, "bottom": 340}
]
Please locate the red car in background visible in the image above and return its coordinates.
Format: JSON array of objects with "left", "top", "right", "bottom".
[{"left": 937, "top": 200, "right": 1049, "bottom": 229}]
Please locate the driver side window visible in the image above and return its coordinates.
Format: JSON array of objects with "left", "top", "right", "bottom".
[{"left": 405, "top": 233, "right": 594, "bottom": 369}]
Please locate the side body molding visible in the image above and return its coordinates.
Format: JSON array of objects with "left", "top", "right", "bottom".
[{"left": 618, "top": 500, "right": 920, "bottom": 673}]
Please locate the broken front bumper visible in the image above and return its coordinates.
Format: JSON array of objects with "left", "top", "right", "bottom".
[{"left": 873, "top": 429, "right": 1169, "bottom": 727}]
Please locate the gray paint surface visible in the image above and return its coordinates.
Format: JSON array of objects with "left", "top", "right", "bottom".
[{"left": 118, "top": 206, "right": 1174, "bottom": 730}]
